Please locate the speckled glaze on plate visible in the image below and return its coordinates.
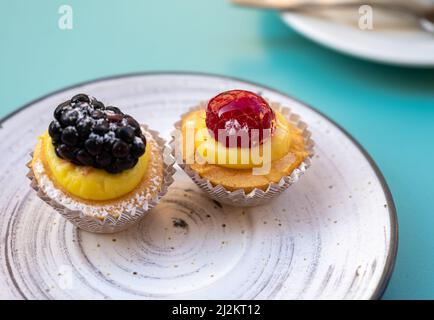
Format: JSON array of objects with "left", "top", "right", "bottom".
[{"left": 0, "top": 72, "right": 397, "bottom": 300}]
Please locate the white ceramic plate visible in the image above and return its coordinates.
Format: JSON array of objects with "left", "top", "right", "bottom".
[
  {"left": 0, "top": 73, "right": 397, "bottom": 299},
  {"left": 282, "top": 10, "right": 434, "bottom": 66}
]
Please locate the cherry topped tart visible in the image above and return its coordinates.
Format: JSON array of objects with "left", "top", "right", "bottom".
[
  {"left": 205, "top": 90, "right": 276, "bottom": 148},
  {"left": 177, "top": 89, "right": 312, "bottom": 205},
  {"left": 48, "top": 93, "right": 146, "bottom": 174}
]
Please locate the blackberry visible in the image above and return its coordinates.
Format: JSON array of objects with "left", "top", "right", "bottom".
[
  {"left": 112, "top": 140, "right": 130, "bottom": 158},
  {"left": 85, "top": 134, "right": 103, "bottom": 156},
  {"left": 71, "top": 93, "right": 92, "bottom": 104},
  {"left": 48, "top": 94, "right": 147, "bottom": 173},
  {"left": 61, "top": 126, "right": 79, "bottom": 146},
  {"left": 116, "top": 126, "right": 135, "bottom": 143},
  {"left": 76, "top": 150, "right": 94, "bottom": 166},
  {"left": 48, "top": 120, "right": 62, "bottom": 142}
]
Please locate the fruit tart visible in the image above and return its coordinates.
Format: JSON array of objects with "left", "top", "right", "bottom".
[
  {"left": 28, "top": 94, "right": 175, "bottom": 233},
  {"left": 171, "top": 90, "right": 314, "bottom": 206}
]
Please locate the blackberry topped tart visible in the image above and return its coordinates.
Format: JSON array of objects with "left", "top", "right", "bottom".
[
  {"left": 28, "top": 94, "right": 175, "bottom": 233},
  {"left": 172, "top": 90, "right": 314, "bottom": 207}
]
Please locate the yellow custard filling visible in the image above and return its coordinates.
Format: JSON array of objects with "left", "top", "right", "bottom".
[
  {"left": 34, "top": 131, "right": 150, "bottom": 201},
  {"left": 181, "top": 110, "right": 294, "bottom": 169}
]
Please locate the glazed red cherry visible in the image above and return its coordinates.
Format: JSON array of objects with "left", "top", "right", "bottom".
[{"left": 206, "top": 90, "right": 276, "bottom": 148}]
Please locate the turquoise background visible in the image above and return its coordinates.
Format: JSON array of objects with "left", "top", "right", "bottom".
[{"left": 1, "top": 0, "right": 433, "bottom": 299}]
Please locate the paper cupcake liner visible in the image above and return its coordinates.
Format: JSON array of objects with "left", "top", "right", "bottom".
[
  {"left": 170, "top": 102, "right": 314, "bottom": 207},
  {"left": 27, "top": 125, "right": 176, "bottom": 233}
]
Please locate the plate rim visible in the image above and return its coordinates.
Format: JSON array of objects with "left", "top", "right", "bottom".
[
  {"left": 281, "top": 12, "right": 434, "bottom": 67},
  {"left": 0, "top": 71, "right": 398, "bottom": 300}
]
